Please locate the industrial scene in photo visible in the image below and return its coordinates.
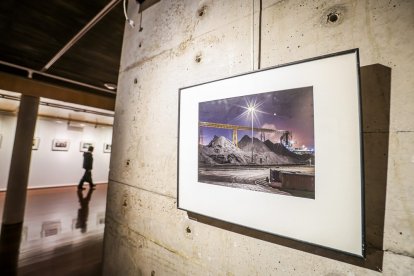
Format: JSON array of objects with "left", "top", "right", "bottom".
[{"left": 198, "top": 87, "right": 315, "bottom": 199}]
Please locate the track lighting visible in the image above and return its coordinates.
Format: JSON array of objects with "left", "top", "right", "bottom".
[{"left": 104, "top": 83, "right": 117, "bottom": 90}]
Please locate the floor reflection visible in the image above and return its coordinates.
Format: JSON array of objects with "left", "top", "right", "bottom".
[
  {"left": 0, "top": 223, "right": 23, "bottom": 275},
  {"left": 41, "top": 221, "right": 62, "bottom": 237},
  {"left": 0, "top": 184, "right": 107, "bottom": 275},
  {"left": 76, "top": 188, "right": 94, "bottom": 233}
]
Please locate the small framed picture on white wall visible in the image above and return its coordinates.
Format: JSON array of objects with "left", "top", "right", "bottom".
[
  {"left": 32, "top": 137, "right": 40, "bottom": 150},
  {"left": 52, "top": 139, "right": 70, "bottom": 151},
  {"left": 103, "top": 143, "right": 111, "bottom": 153},
  {"left": 80, "top": 141, "right": 94, "bottom": 152}
]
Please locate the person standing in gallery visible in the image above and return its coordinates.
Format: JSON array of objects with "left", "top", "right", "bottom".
[{"left": 78, "top": 146, "right": 96, "bottom": 190}]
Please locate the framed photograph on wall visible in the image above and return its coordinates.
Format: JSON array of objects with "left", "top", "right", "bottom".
[
  {"left": 32, "top": 137, "right": 40, "bottom": 150},
  {"left": 80, "top": 141, "right": 94, "bottom": 152},
  {"left": 52, "top": 139, "right": 70, "bottom": 151},
  {"left": 178, "top": 49, "right": 364, "bottom": 257},
  {"left": 103, "top": 143, "right": 111, "bottom": 153}
]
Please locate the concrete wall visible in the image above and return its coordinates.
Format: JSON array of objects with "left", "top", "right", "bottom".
[{"left": 103, "top": 0, "right": 414, "bottom": 275}]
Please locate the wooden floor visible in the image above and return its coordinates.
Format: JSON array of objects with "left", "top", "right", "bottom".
[{"left": 0, "top": 184, "right": 107, "bottom": 276}]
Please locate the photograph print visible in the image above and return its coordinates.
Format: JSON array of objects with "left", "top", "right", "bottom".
[
  {"left": 52, "top": 139, "right": 70, "bottom": 151},
  {"left": 180, "top": 50, "right": 364, "bottom": 257},
  {"left": 80, "top": 141, "right": 94, "bottom": 152},
  {"left": 103, "top": 143, "right": 111, "bottom": 153},
  {"left": 198, "top": 87, "right": 315, "bottom": 199},
  {"left": 32, "top": 137, "right": 40, "bottom": 150}
]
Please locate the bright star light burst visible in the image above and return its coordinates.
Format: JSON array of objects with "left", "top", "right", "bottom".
[{"left": 233, "top": 97, "right": 267, "bottom": 126}]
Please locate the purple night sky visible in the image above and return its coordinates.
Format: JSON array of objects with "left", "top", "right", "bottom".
[{"left": 199, "top": 86, "right": 314, "bottom": 150}]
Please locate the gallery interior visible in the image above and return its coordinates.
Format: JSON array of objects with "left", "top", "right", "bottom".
[{"left": 0, "top": 0, "right": 413, "bottom": 275}]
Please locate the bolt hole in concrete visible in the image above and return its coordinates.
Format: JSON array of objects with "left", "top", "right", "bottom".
[
  {"left": 327, "top": 12, "right": 339, "bottom": 23},
  {"left": 195, "top": 54, "right": 202, "bottom": 63},
  {"left": 186, "top": 226, "right": 191, "bottom": 233},
  {"left": 126, "top": 159, "right": 130, "bottom": 166},
  {"left": 151, "top": 270, "right": 155, "bottom": 276},
  {"left": 198, "top": 6, "right": 206, "bottom": 17},
  {"left": 134, "top": 78, "right": 137, "bottom": 84}
]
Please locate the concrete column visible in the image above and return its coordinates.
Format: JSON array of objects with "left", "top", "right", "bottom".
[{"left": 2, "top": 95, "right": 39, "bottom": 225}]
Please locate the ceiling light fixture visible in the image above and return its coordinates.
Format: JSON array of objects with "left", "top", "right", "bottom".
[
  {"left": 123, "top": 0, "right": 135, "bottom": 28},
  {"left": 104, "top": 83, "right": 117, "bottom": 90}
]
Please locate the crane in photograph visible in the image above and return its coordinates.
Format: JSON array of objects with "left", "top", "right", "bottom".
[{"left": 199, "top": 121, "right": 290, "bottom": 147}]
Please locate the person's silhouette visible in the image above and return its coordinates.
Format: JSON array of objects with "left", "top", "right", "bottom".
[
  {"left": 78, "top": 146, "right": 95, "bottom": 190},
  {"left": 76, "top": 188, "right": 94, "bottom": 233}
]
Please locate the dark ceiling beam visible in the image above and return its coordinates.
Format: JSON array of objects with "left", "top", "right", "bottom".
[
  {"left": 0, "top": 60, "right": 116, "bottom": 94},
  {"left": 0, "top": 72, "right": 115, "bottom": 111},
  {"left": 42, "top": 0, "right": 121, "bottom": 72}
]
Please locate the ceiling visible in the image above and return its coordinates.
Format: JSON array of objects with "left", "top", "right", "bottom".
[
  {"left": 0, "top": 0, "right": 160, "bottom": 123},
  {"left": 0, "top": 89, "right": 114, "bottom": 126},
  {"left": 0, "top": 0, "right": 125, "bottom": 97}
]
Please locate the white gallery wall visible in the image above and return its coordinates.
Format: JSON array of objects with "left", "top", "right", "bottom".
[
  {"left": 0, "top": 114, "right": 16, "bottom": 189},
  {"left": 0, "top": 113, "right": 113, "bottom": 190}
]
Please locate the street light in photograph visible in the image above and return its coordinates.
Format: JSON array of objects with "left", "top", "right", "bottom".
[
  {"left": 234, "top": 97, "right": 266, "bottom": 163},
  {"left": 247, "top": 104, "right": 256, "bottom": 163}
]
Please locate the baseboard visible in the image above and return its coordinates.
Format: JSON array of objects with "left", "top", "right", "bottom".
[{"left": 0, "top": 181, "right": 107, "bottom": 192}]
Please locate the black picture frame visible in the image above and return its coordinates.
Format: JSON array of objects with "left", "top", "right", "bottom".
[{"left": 177, "top": 49, "right": 364, "bottom": 257}]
